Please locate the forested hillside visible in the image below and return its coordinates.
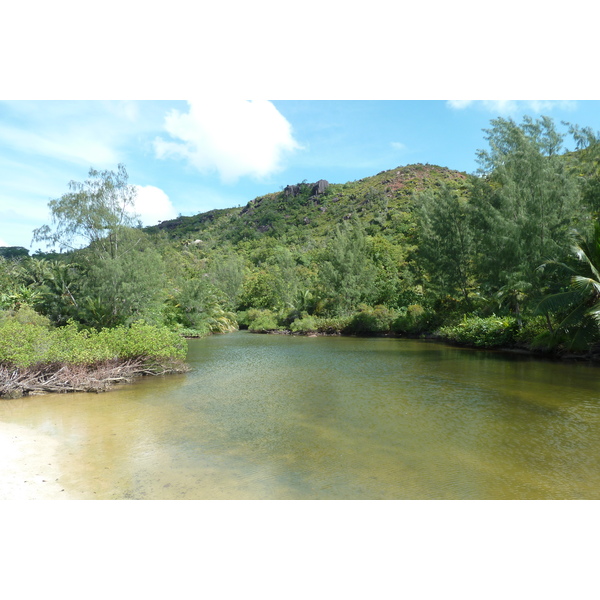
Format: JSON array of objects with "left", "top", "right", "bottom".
[{"left": 3, "top": 115, "right": 600, "bottom": 360}]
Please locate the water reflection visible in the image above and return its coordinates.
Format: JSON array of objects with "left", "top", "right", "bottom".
[{"left": 1, "top": 332, "right": 600, "bottom": 499}]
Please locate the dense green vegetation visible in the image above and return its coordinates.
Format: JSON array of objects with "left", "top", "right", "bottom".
[
  {"left": 3, "top": 114, "right": 600, "bottom": 393},
  {"left": 0, "top": 311, "right": 186, "bottom": 369},
  {"left": 0, "top": 307, "right": 187, "bottom": 397}
]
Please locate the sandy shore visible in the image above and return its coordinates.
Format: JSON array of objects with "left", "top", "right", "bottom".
[{"left": 0, "top": 422, "right": 70, "bottom": 500}]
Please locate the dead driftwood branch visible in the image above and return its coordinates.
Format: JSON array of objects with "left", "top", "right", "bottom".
[{"left": 0, "top": 358, "right": 189, "bottom": 398}]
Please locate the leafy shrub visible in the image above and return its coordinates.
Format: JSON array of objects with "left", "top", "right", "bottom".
[
  {"left": 0, "top": 319, "right": 187, "bottom": 369},
  {"left": 344, "top": 305, "right": 396, "bottom": 335},
  {"left": 0, "top": 320, "right": 53, "bottom": 367},
  {"left": 238, "top": 308, "right": 272, "bottom": 329},
  {"left": 245, "top": 309, "right": 280, "bottom": 332},
  {"left": 437, "top": 315, "right": 519, "bottom": 348},
  {"left": 290, "top": 315, "right": 318, "bottom": 333},
  {"left": 174, "top": 325, "right": 212, "bottom": 338},
  {"left": 316, "top": 316, "right": 352, "bottom": 334},
  {"left": 288, "top": 314, "right": 352, "bottom": 334},
  {"left": 235, "top": 310, "right": 251, "bottom": 329},
  {"left": 97, "top": 321, "right": 187, "bottom": 361},
  {"left": 391, "top": 304, "right": 441, "bottom": 335},
  {"left": 514, "top": 315, "right": 550, "bottom": 346},
  {"left": 0, "top": 306, "right": 52, "bottom": 328}
]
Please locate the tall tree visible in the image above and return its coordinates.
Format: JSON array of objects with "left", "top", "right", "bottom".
[
  {"left": 79, "top": 228, "right": 166, "bottom": 328},
  {"left": 32, "top": 164, "right": 140, "bottom": 257},
  {"left": 208, "top": 252, "right": 246, "bottom": 311},
  {"left": 565, "top": 123, "right": 600, "bottom": 218},
  {"left": 417, "top": 184, "right": 474, "bottom": 305},
  {"left": 369, "top": 234, "right": 414, "bottom": 308},
  {"left": 318, "top": 219, "right": 376, "bottom": 314},
  {"left": 471, "top": 116, "right": 585, "bottom": 314},
  {"left": 32, "top": 166, "right": 167, "bottom": 328}
]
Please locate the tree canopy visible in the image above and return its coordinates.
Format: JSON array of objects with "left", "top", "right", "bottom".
[{"left": 32, "top": 164, "right": 140, "bottom": 256}]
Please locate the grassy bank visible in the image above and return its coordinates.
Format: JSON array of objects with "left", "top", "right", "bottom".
[{"left": 0, "top": 313, "right": 188, "bottom": 398}]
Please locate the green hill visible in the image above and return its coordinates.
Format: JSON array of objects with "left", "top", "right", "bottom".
[{"left": 145, "top": 163, "right": 471, "bottom": 248}]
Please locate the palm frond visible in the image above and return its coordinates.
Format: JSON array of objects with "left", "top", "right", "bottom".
[
  {"left": 586, "top": 300, "right": 600, "bottom": 324},
  {"left": 534, "top": 291, "right": 579, "bottom": 315},
  {"left": 537, "top": 258, "right": 577, "bottom": 276},
  {"left": 571, "top": 275, "right": 600, "bottom": 297},
  {"left": 566, "top": 322, "right": 599, "bottom": 351},
  {"left": 574, "top": 245, "right": 600, "bottom": 282},
  {"left": 554, "top": 304, "right": 588, "bottom": 332}
]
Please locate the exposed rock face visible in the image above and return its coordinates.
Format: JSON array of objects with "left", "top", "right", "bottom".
[
  {"left": 283, "top": 180, "right": 329, "bottom": 198},
  {"left": 283, "top": 184, "right": 301, "bottom": 197},
  {"left": 311, "top": 180, "right": 329, "bottom": 195}
]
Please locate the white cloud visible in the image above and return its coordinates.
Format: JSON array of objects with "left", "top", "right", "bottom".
[
  {"left": 0, "top": 238, "right": 7, "bottom": 247},
  {"left": 0, "top": 101, "right": 163, "bottom": 169},
  {"left": 446, "top": 100, "right": 519, "bottom": 113},
  {"left": 446, "top": 100, "right": 578, "bottom": 114},
  {"left": 0, "top": 124, "right": 119, "bottom": 167},
  {"left": 527, "top": 100, "right": 577, "bottom": 113},
  {"left": 447, "top": 100, "right": 474, "bottom": 110},
  {"left": 390, "top": 141, "right": 406, "bottom": 151},
  {"left": 131, "top": 185, "right": 177, "bottom": 226},
  {"left": 154, "top": 100, "right": 301, "bottom": 183}
]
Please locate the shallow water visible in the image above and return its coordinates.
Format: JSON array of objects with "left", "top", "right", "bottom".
[{"left": 2, "top": 332, "right": 600, "bottom": 499}]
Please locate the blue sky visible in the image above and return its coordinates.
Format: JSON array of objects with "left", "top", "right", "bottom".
[{"left": 2, "top": 99, "right": 599, "bottom": 252}]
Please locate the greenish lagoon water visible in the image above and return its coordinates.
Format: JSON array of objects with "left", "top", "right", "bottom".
[{"left": 2, "top": 331, "right": 600, "bottom": 499}]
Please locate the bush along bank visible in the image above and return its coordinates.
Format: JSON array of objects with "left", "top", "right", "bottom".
[
  {"left": 0, "top": 313, "right": 188, "bottom": 399},
  {"left": 237, "top": 305, "right": 447, "bottom": 337},
  {"left": 237, "top": 305, "right": 599, "bottom": 360},
  {"left": 237, "top": 305, "right": 441, "bottom": 337}
]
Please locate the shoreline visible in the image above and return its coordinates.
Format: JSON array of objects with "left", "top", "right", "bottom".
[
  {"left": 245, "top": 328, "right": 600, "bottom": 365},
  {"left": 0, "top": 357, "right": 189, "bottom": 399}
]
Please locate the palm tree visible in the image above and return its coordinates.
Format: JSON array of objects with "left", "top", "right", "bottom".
[{"left": 535, "top": 222, "right": 600, "bottom": 351}]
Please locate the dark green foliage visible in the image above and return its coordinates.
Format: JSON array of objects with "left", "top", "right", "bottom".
[
  {"left": 242, "top": 308, "right": 281, "bottom": 332},
  {"left": 207, "top": 253, "right": 245, "bottom": 310},
  {"left": 0, "top": 257, "right": 28, "bottom": 310},
  {"left": 391, "top": 304, "right": 442, "bottom": 335},
  {"left": 437, "top": 316, "right": 520, "bottom": 348},
  {"left": 343, "top": 305, "right": 396, "bottom": 335},
  {"left": 289, "top": 314, "right": 352, "bottom": 334},
  {"left": 165, "top": 277, "right": 237, "bottom": 334},
  {"left": 369, "top": 234, "right": 415, "bottom": 308},
  {"left": 471, "top": 116, "right": 585, "bottom": 307},
  {"left": 534, "top": 222, "right": 600, "bottom": 351},
  {"left": 417, "top": 184, "right": 474, "bottom": 304},
  {"left": 317, "top": 219, "right": 377, "bottom": 315},
  {"left": 237, "top": 269, "right": 280, "bottom": 310},
  {"left": 80, "top": 228, "right": 166, "bottom": 329},
  {"left": 21, "top": 258, "right": 83, "bottom": 326},
  {"left": 0, "top": 246, "right": 29, "bottom": 259}
]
